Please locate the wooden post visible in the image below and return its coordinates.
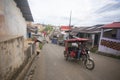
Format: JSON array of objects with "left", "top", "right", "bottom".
[{"left": 92, "top": 34, "right": 95, "bottom": 48}]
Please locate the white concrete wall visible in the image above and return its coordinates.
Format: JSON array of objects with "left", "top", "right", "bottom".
[
  {"left": 99, "top": 45, "right": 120, "bottom": 55},
  {"left": 99, "top": 29, "right": 120, "bottom": 55},
  {"left": 0, "top": 15, "right": 6, "bottom": 35},
  {"left": 98, "top": 37, "right": 120, "bottom": 56},
  {"left": 117, "top": 29, "right": 120, "bottom": 40},
  {"left": 0, "top": 0, "right": 32, "bottom": 80},
  {"left": 0, "top": 0, "right": 6, "bottom": 35},
  {"left": 0, "top": 36, "right": 25, "bottom": 80},
  {"left": 0, "top": 0, "right": 27, "bottom": 38}
]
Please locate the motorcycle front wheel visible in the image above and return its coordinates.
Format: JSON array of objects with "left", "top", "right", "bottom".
[
  {"left": 85, "top": 58, "right": 95, "bottom": 70},
  {"left": 66, "top": 55, "right": 69, "bottom": 61}
]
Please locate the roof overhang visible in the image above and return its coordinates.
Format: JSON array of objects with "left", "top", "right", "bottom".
[
  {"left": 14, "top": 0, "right": 34, "bottom": 21},
  {"left": 65, "top": 38, "right": 89, "bottom": 42}
]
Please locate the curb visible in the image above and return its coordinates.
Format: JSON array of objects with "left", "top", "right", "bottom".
[{"left": 95, "top": 51, "right": 120, "bottom": 59}]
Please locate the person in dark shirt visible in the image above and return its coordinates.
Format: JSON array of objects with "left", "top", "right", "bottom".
[{"left": 77, "top": 42, "right": 82, "bottom": 60}]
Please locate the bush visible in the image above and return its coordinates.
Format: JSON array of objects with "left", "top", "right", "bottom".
[{"left": 90, "top": 46, "right": 98, "bottom": 53}]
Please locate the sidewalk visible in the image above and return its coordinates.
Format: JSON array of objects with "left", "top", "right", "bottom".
[
  {"left": 16, "top": 53, "right": 37, "bottom": 80},
  {"left": 16, "top": 40, "right": 41, "bottom": 80},
  {"left": 24, "top": 53, "right": 42, "bottom": 80}
]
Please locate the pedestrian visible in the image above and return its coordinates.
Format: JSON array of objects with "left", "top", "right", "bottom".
[{"left": 77, "top": 42, "right": 83, "bottom": 60}]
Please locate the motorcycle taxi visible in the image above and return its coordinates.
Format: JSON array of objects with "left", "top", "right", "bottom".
[{"left": 64, "top": 38, "right": 95, "bottom": 70}]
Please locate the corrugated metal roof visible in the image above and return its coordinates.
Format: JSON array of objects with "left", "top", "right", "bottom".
[
  {"left": 14, "top": 0, "right": 34, "bottom": 21},
  {"left": 70, "top": 25, "right": 103, "bottom": 35},
  {"left": 102, "top": 22, "right": 120, "bottom": 29}
]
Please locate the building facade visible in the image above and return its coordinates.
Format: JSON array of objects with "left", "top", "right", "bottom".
[{"left": 98, "top": 22, "right": 120, "bottom": 56}]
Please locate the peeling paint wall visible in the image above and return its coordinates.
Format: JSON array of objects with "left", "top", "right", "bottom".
[
  {"left": 0, "top": 36, "right": 25, "bottom": 80},
  {"left": 0, "top": 0, "right": 27, "bottom": 38},
  {"left": 0, "top": 0, "right": 34, "bottom": 80},
  {"left": 0, "top": 0, "right": 6, "bottom": 35}
]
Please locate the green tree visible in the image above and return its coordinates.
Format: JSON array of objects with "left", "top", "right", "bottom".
[{"left": 44, "top": 25, "right": 53, "bottom": 34}]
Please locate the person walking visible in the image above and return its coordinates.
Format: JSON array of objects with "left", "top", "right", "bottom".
[{"left": 77, "top": 43, "right": 82, "bottom": 60}]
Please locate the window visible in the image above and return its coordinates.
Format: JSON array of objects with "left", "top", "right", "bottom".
[{"left": 103, "top": 29, "right": 117, "bottom": 39}]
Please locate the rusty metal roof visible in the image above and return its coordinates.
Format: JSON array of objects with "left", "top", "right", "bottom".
[
  {"left": 14, "top": 0, "right": 34, "bottom": 21},
  {"left": 102, "top": 22, "right": 120, "bottom": 29}
]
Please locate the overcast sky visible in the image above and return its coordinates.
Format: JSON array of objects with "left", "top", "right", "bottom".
[{"left": 28, "top": 0, "right": 120, "bottom": 26}]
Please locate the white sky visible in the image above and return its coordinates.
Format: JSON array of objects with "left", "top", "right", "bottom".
[{"left": 28, "top": 0, "right": 120, "bottom": 26}]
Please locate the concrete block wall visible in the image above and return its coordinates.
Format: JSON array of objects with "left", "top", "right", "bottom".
[{"left": 0, "top": 36, "right": 25, "bottom": 80}]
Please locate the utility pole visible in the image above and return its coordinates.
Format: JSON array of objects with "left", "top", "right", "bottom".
[
  {"left": 69, "top": 11, "right": 72, "bottom": 27},
  {"left": 69, "top": 11, "right": 72, "bottom": 39}
]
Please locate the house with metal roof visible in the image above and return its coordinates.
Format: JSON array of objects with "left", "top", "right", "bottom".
[
  {"left": 0, "top": 0, "right": 34, "bottom": 80},
  {"left": 70, "top": 25, "right": 103, "bottom": 47},
  {"left": 98, "top": 22, "right": 120, "bottom": 56}
]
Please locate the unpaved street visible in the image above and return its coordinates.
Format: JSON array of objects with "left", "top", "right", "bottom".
[{"left": 26, "top": 43, "right": 120, "bottom": 80}]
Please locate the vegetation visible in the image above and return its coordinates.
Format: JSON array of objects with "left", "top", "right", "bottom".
[
  {"left": 90, "top": 46, "right": 98, "bottom": 53},
  {"left": 44, "top": 25, "right": 53, "bottom": 34},
  {"left": 39, "top": 43, "right": 43, "bottom": 49}
]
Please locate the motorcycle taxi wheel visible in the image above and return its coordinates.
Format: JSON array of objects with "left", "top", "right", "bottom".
[{"left": 84, "top": 58, "right": 95, "bottom": 70}]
